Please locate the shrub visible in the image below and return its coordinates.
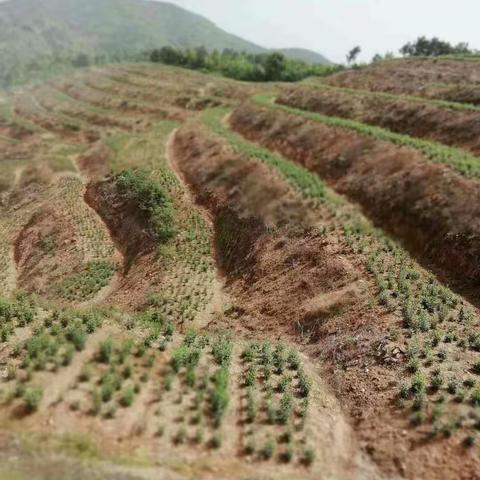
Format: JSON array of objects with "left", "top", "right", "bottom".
[
  {"left": 66, "top": 326, "right": 87, "bottom": 351},
  {"left": 114, "top": 169, "right": 176, "bottom": 242},
  {"left": 245, "top": 366, "right": 257, "bottom": 387},
  {"left": 261, "top": 437, "right": 275, "bottom": 460},
  {"left": 186, "top": 365, "right": 196, "bottom": 387},
  {"left": 120, "top": 387, "right": 135, "bottom": 407},
  {"left": 287, "top": 350, "right": 300, "bottom": 370},
  {"left": 211, "top": 367, "right": 229, "bottom": 426},
  {"left": 302, "top": 447, "right": 315, "bottom": 466},
  {"left": 79, "top": 365, "right": 92, "bottom": 382},
  {"left": 62, "top": 345, "right": 75, "bottom": 366},
  {"left": 430, "top": 370, "right": 444, "bottom": 390},
  {"left": 211, "top": 336, "right": 233, "bottom": 367},
  {"left": 277, "top": 390, "right": 294, "bottom": 424},
  {"left": 171, "top": 345, "right": 189, "bottom": 373},
  {"left": 298, "top": 369, "right": 312, "bottom": 398},
  {"left": 245, "top": 438, "right": 256, "bottom": 455},
  {"left": 164, "top": 371, "right": 173, "bottom": 391},
  {"left": 471, "top": 387, "right": 480, "bottom": 406},
  {"left": 242, "top": 343, "right": 258, "bottom": 362},
  {"left": 195, "top": 425, "right": 204, "bottom": 444},
  {"left": 98, "top": 338, "right": 114, "bottom": 364},
  {"left": 473, "top": 361, "right": 480, "bottom": 375},
  {"left": 277, "top": 375, "right": 291, "bottom": 393},
  {"left": 23, "top": 385, "right": 43, "bottom": 412},
  {"left": 410, "top": 372, "right": 426, "bottom": 396}
]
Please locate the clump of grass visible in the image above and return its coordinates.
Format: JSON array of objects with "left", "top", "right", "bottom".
[
  {"left": 261, "top": 436, "right": 275, "bottom": 460},
  {"left": 210, "top": 367, "right": 230, "bottom": 427},
  {"left": 119, "top": 386, "right": 135, "bottom": 407},
  {"left": 23, "top": 385, "right": 43, "bottom": 413}
]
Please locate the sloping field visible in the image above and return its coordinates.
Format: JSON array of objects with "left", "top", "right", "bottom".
[
  {"left": 324, "top": 57, "right": 480, "bottom": 104},
  {"left": 0, "top": 59, "right": 480, "bottom": 480}
]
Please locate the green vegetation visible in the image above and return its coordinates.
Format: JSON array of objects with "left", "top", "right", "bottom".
[
  {"left": 150, "top": 47, "right": 340, "bottom": 82},
  {"left": 0, "top": 0, "right": 267, "bottom": 88},
  {"left": 113, "top": 169, "right": 176, "bottom": 242},
  {"left": 240, "top": 341, "right": 313, "bottom": 463},
  {"left": 400, "top": 36, "right": 474, "bottom": 57},
  {"left": 56, "top": 261, "right": 117, "bottom": 302},
  {"left": 255, "top": 94, "right": 480, "bottom": 178},
  {"left": 202, "top": 106, "right": 480, "bottom": 440},
  {"left": 23, "top": 385, "right": 43, "bottom": 412}
]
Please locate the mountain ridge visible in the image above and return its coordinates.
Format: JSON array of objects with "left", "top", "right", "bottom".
[{"left": 0, "top": 0, "right": 332, "bottom": 87}]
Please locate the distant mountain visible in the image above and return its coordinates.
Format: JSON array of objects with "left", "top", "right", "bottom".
[
  {"left": 275, "top": 48, "right": 333, "bottom": 65},
  {"left": 0, "top": 0, "right": 331, "bottom": 87}
]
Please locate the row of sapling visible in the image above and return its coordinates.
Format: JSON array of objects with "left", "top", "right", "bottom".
[
  {"left": 203, "top": 108, "right": 480, "bottom": 444},
  {"left": 240, "top": 341, "right": 314, "bottom": 464}
]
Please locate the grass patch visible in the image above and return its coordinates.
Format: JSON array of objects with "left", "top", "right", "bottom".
[{"left": 56, "top": 261, "right": 116, "bottom": 301}]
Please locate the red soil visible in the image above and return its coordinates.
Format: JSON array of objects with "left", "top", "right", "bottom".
[
  {"left": 14, "top": 206, "right": 84, "bottom": 297},
  {"left": 171, "top": 123, "right": 480, "bottom": 480},
  {"left": 279, "top": 86, "right": 480, "bottom": 155},
  {"left": 230, "top": 103, "right": 480, "bottom": 298}
]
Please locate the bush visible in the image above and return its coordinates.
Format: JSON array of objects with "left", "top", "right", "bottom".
[
  {"left": 302, "top": 447, "right": 315, "bottom": 466},
  {"left": 261, "top": 437, "right": 275, "bottom": 460},
  {"left": 23, "top": 385, "right": 43, "bottom": 412},
  {"left": 171, "top": 345, "right": 189, "bottom": 373},
  {"left": 210, "top": 367, "right": 229, "bottom": 427},
  {"left": 298, "top": 369, "right": 312, "bottom": 398},
  {"left": 212, "top": 336, "right": 233, "bottom": 367},
  {"left": 473, "top": 361, "right": 480, "bottom": 375},
  {"left": 114, "top": 169, "right": 176, "bottom": 242},
  {"left": 245, "top": 366, "right": 257, "bottom": 387},
  {"left": 277, "top": 390, "right": 294, "bottom": 425},
  {"left": 98, "top": 338, "right": 114, "bottom": 364},
  {"left": 120, "top": 387, "right": 135, "bottom": 407}
]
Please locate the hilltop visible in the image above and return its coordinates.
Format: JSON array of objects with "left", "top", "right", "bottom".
[
  {"left": 275, "top": 48, "right": 333, "bottom": 65},
  {"left": 0, "top": 0, "right": 332, "bottom": 87}
]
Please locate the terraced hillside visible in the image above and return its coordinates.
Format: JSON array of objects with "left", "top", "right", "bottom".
[{"left": 1, "top": 59, "right": 480, "bottom": 480}]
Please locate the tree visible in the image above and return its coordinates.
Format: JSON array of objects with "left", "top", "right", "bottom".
[
  {"left": 346, "top": 46, "right": 361, "bottom": 64},
  {"left": 264, "top": 52, "right": 287, "bottom": 81},
  {"left": 159, "top": 46, "right": 185, "bottom": 65},
  {"left": 400, "top": 36, "right": 471, "bottom": 57},
  {"left": 72, "top": 53, "right": 90, "bottom": 68}
]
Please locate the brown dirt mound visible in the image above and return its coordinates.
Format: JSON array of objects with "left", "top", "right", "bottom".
[
  {"left": 76, "top": 142, "right": 111, "bottom": 181},
  {"left": 84, "top": 179, "right": 156, "bottom": 268},
  {"left": 327, "top": 58, "right": 480, "bottom": 104},
  {"left": 230, "top": 103, "right": 480, "bottom": 298},
  {"left": 14, "top": 206, "right": 84, "bottom": 296},
  {"left": 279, "top": 86, "right": 480, "bottom": 155}
]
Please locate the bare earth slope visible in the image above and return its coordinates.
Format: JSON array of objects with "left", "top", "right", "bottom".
[{"left": 1, "top": 59, "right": 480, "bottom": 480}]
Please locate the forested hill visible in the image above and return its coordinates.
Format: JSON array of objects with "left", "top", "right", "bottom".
[{"left": 0, "top": 0, "right": 331, "bottom": 87}]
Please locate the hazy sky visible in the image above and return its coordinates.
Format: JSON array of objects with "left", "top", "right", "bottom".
[{"left": 164, "top": 0, "right": 480, "bottom": 63}]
